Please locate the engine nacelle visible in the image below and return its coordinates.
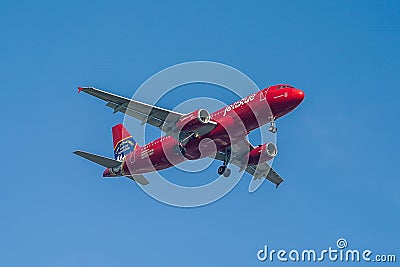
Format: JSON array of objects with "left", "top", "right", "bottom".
[
  {"left": 247, "top": 142, "right": 278, "bottom": 165},
  {"left": 175, "top": 109, "right": 211, "bottom": 133}
]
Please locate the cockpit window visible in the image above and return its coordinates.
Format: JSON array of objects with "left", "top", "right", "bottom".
[{"left": 277, "top": 85, "right": 294, "bottom": 89}]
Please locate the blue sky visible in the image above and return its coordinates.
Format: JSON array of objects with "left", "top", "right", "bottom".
[{"left": 1, "top": 0, "right": 399, "bottom": 266}]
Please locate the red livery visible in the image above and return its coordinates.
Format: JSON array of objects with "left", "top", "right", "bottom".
[{"left": 74, "top": 84, "right": 304, "bottom": 187}]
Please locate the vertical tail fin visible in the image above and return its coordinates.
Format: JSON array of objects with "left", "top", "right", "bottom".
[{"left": 112, "top": 124, "right": 139, "bottom": 161}]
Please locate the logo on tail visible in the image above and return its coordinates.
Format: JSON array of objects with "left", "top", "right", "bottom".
[{"left": 112, "top": 124, "right": 139, "bottom": 161}]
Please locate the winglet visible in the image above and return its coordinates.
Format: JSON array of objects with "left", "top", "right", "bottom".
[{"left": 78, "top": 87, "right": 84, "bottom": 93}]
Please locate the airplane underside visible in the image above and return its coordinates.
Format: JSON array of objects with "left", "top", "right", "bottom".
[{"left": 74, "top": 85, "right": 304, "bottom": 188}]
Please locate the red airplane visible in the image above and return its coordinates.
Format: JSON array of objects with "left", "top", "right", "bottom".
[{"left": 74, "top": 85, "right": 304, "bottom": 187}]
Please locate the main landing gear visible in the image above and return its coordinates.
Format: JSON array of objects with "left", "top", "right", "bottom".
[
  {"left": 268, "top": 119, "right": 277, "bottom": 133},
  {"left": 174, "top": 143, "right": 186, "bottom": 156},
  {"left": 218, "top": 149, "right": 232, "bottom": 177},
  {"left": 218, "top": 166, "right": 231, "bottom": 177}
]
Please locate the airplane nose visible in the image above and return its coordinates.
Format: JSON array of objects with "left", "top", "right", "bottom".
[{"left": 293, "top": 89, "right": 305, "bottom": 102}]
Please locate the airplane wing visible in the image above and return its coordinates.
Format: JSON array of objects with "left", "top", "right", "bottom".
[
  {"left": 214, "top": 140, "right": 284, "bottom": 187},
  {"left": 78, "top": 87, "right": 184, "bottom": 131},
  {"left": 245, "top": 163, "right": 284, "bottom": 188}
]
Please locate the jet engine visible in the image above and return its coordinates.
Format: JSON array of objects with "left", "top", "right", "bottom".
[
  {"left": 175, "top": 109, "right": 211, "bottom": 133},
  {"left": 247, "top": 142, "right": 278, "bottom": 165}
]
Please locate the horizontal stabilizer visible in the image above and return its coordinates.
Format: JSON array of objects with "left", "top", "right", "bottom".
[
  {"left": 73, "top": 150, "right": 122, "bottom": 168},
  {"left": 127, "top": 174, "right": 149, "bottom": 185}
]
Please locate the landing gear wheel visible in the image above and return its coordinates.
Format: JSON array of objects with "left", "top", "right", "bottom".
[
  {"left": 223, "top": 168, "right": 231, "bottom": 178},
  {"left": 269, "top": 125, "right": 277, "bottom": 133},
  {"left": 218, "top": 165, "right": 226, "bottom": 175},
  {"left": 268, "top": 119, "right": 277, "bottom": 133},
  {"left": 218, "top": 148, "right": 232, "bottom": 176}
]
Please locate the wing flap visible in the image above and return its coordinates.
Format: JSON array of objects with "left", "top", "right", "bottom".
[
  {"left": 246, "top": 164, "right": 284, "bottom": 188},
  {"left": 264, "top": 166, "right": 284, "bottom": 186}
]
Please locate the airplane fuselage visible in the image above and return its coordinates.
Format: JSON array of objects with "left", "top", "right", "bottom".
[{"left": 103, "top": 85, "right": 304, "bottom": 177}]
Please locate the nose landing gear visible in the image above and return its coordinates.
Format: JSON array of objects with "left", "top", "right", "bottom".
[{"left": 268, "top": 119, "right": 277, "bottom": 133}]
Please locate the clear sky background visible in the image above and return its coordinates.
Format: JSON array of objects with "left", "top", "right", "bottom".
[{"left": 1, "top": 1, "right": 399, "bottom": 266}]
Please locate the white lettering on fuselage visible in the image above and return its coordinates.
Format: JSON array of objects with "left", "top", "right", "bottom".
[
  {"left": 140, "top": 149, "right": 154, "bottom": 159},
  {"left": 274, "top": 92, "right": 288, "bottom": 99},
  {"left": 223, "top": 93, "right": 256, "bottom": 116}
]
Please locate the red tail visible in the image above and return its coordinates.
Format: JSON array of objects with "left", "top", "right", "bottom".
[{"left": 112, "top": 124, "right": 139, "bottom": 160}]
